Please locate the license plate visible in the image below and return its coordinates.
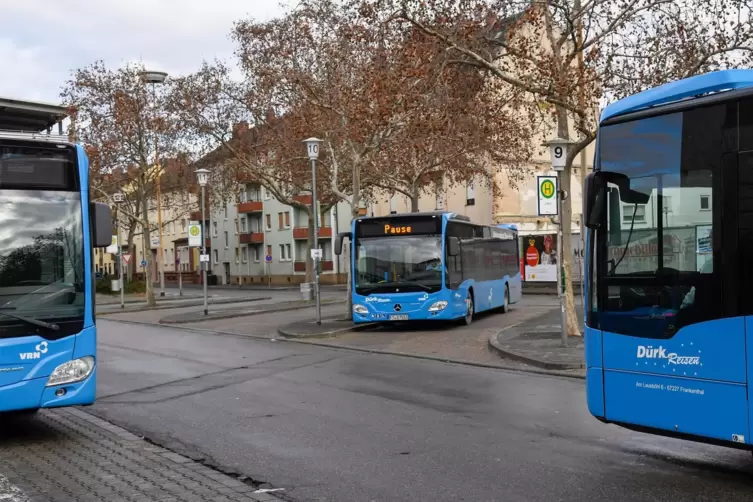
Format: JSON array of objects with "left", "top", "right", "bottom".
[{"left": 389, "top": 314, "right": 409, "bottom": 321}]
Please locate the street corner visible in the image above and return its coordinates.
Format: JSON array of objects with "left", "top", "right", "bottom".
[
  {"left": 488, "top": 311, "right": 586, "bottom": 374},
  {"left": 0, "top": 408, "right": 286, "bottom": 502},
  {"left": 277, "top": 316, "right": 378, "bottom": 339}
]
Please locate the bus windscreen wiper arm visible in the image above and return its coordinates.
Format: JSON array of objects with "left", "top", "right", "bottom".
[{"left": 0, "top": 309, "right": 59, "bottom": 331}]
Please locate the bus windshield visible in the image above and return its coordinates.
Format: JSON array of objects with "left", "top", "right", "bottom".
[
  {"left": 595, "top": 107, "right": 720, "bottom": 337},
  {"left": 0, "top": 190, "right": 85, "bottom": 339},
  {"left": 355, "top": 235, "right": 443, "bottom": 294}
]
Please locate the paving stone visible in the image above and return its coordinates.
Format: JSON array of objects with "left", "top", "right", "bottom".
[{"left": 0, "top": 409, "right": 285, "bottom": 502}]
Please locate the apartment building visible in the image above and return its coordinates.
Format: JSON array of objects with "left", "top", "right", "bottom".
[{"left": 206, "top": 183, "right": 351, "bottom": 285}]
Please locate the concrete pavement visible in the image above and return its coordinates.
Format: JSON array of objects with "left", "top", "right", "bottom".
[{"left": 86, "top": 318, "right": 753, "bottom": 502}]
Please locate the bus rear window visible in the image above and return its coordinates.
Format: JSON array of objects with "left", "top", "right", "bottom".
[{"left": 0, "top": 142, "right": 77, "bottom": 191}]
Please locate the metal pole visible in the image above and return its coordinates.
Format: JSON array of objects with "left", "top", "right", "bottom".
[
  {"left": 557, "top": 172, "right": 567, "bottom": 347},
  {"left": 178, "top": 257, "right": 183, "bottom": 296},
  {"left": 312, "top": 158, "right": 321, "bottom": 326},
  {"left": 118, "top": 208, "right": 125, "bottom": 309},
  {"left": 201, "top": 185, "right": 208, "bottom": 316}
]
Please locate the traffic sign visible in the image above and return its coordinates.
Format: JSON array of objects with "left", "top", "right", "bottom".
[
  {"left": 265, "top": 255, "right": 272, "bottom": 263},
  {"left": 310, "top": 248, "right": 323, "bottom": 260},
  {"left": 122, "top": 253, "right": 132, "bottom": 265},
  {"left": 200, "top": 254, "right": 210, "bottom": 263},
  {"left": 188, "top": 221, "right": 202, "bottom": 247},
  {"left": 141, "top": 259, "right": 147, "bottom": 267},
  {"left": 537, "top": 176, "right": 558, "bottom": 216}
]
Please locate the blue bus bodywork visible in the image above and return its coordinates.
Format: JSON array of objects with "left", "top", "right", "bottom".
[
  {"left": 0, "top": 102, "right": 111, "bottom": 414},
  {"left": 336, "top": 212, "right": 521, "bottom": 325},
  {"left": 583, "top": 69, "right": 753, "bottom": 449}
]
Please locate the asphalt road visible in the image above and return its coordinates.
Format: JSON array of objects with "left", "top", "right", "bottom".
[{"left": 92, "top": 319, "right": 753, "bottom": 502}]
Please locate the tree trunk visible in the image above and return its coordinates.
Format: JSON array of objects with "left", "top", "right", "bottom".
[
  {"left": 127, "top": 223, "right": 137, "bottom": 282},
  {"left": 556, "top": 106, "right": 582, "bottom": 337},
  {"left": 140, "top": 175, "right": 156, "bottom": 306},
  {"left": 305, "top": 206, "right": 315, "bottom": 285},
  {"left": 410, "top": 192, "right": 419, "bottom": 212},
  {"left": 344, "top": 203, "right": 360, "bottom": 321}
]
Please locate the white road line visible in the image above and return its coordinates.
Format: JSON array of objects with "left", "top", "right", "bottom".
[{"left": 0, "top": 474, "right": 26, "bottom": 502}]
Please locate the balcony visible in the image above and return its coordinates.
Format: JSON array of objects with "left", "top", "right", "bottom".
[
  {"left": 293, "top": 226, "right": 332, "bottom": 240},
  {"left": 237, "top": 201, "right": 263, "bottom": 213},
  {"left": 292, "top": 194, "right": 312, "bottom": 205},
  {"left": 239, "top": 232, "right": 264, "bottom": 244},
  {"left": 294, "top": 260, "right": 333, "bottom": 272}
]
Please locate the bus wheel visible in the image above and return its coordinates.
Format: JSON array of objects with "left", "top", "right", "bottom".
[
  {"left": 463, "top": 293, "right": 474, "bottom": 325},
  {"left": 501, "top": 286, "right": 510, "bottom": 314}
]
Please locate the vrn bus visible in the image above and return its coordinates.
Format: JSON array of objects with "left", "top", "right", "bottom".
[
  {"left": 0, "top": 97, "right": 112, "bottom": 415},
  {"left": 583, "top": 69, "right": 753, "bottom": 450},
  {"left": 334, "top": 211, "right": 521, "bottom": 325}
]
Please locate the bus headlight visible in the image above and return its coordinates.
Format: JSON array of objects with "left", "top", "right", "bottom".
[
  {"left": 353, "top": 304, "right": 368, "bottom": 314},
  {"left": 428, "top": 301, "right": 448, "bottom": 312},
  {"left": 46, "top": 356, "right": 95, "bottom": 387}
]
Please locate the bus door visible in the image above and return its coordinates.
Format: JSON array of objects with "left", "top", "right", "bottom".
[{"left": 596, "top": 104, "right": 750, "bottom": 444}]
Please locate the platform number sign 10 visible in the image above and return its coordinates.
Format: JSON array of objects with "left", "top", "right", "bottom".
[{"left": 307, "top": 142, "right": 319, "bottom": 160}]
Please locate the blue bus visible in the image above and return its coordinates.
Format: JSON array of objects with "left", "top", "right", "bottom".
[
  {"left": 0, "top": 97, "right": 112, "bottom": 414},
  {"left": 334, "top": 211, "right": 521, "bottom": 324},
  {"left": 583, "top": 69, "right": 753, "bottom": 450}
]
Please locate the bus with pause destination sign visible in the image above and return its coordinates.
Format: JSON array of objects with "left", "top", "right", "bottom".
[
  {"left": 334, "top": 211, "right": 521, "bottom": 325},
  {"left": 0, "top": 97, "right": 112, "bottom": 415},
  {"left": 582, "top": 69, "right": 753, "bottom": 451}
]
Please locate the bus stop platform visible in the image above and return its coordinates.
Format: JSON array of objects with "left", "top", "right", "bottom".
[{"left": 488, "top": 306, "right": 585, "bottom": 371}]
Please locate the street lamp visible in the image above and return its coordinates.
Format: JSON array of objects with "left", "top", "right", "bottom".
[
  {"left": 195, "top": 168, "right": 210, "bottom": 316},
  {"left": 543, "top": 136, "right": 574, "bottom": 347},
  {"left": 303, "top": 137, "right": 323, "bottom": 326},
  {"left": 113, "top": 192, "right": 126, "bottom": 309},
  {"left": 140, "top": 69, "right": 168, "bottom": 297}
]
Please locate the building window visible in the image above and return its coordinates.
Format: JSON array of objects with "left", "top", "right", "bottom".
[
  {"left": 223, "top": 204, "right": 228, "bottom": 219},
  {"left": 265, "top": 214, "right": 271, "bottom": 231},
  {"left": 240, "top": 190, "right": 248, "bottom": 203},
  {"left": 263, "top": 187, "right": 270, "bottom": 200},
  {"left": 235, "top": 248, "right": 240, "bottom": 263},
  {"left": 389, "top": 194, "right": 397, "bottom": 214},
  {"left": 623, "top": 204, "right": 646, "bottom": 223},
  {"left": 234, "top": 218, "right": 239, "bottom": 234},
  {"left": 241, "top": 246, "right": 248, "bottom": 263},
  {"left": 212, "top": 221, "right": 218, "bottom": 237},
  {"left": 182, "top": 219, "right": 187, "bottom": 232},
  {"left": 284, "top": 211, "right": 290, "bottom": 228},
  {"left": 240, "top": 217, "right": 247, "bottom": 233},
  {"left": 213, "top": 249, "right": 219, "bottom": 264},
  {"left": 285, "top": 244, "right": 291, "bottom": 261},
  {"left": 700, "top": 194, "right": 710, "bottom": 210},
  {"left": 466, "top": 182, "right": 475, "bottom": 206},
  {"left": 278, "top": 212, "right": 284, "bottom": 230},
  {"left": 253, "top": 246, "right": 260, "bottom": 262},
  {"left": 224, "top": 231, "right": 229, "bottom": 248}
]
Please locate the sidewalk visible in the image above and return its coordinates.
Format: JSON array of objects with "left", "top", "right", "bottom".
[
  {"left": 488, "top": 306, "right": 585, "bottom": 371},
  {"left": 0, "top": 408, "right": 284, "bottom": 502},
  {"left": 160, "top": 298, "right": 340, "bottom": 324},
  {"left": 96, "top": 296, "right": 272, "bottom": 315},
  {"left": 278, "top": 316, "right": 377, "bottom": 338}
]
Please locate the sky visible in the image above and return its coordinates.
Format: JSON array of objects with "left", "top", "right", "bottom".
[{"left": 0, "top": 0, "right": 290, "bottom": 104}]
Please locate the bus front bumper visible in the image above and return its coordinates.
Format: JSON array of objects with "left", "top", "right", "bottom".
[
  {"left": 0, "top": 365, "right": 97, "bottom": 412},
  {"left": 352, "top": 306, "right": 458, "bottom": 323}
]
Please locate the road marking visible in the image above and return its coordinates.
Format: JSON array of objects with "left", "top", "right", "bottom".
[{"left": 0, "top": 474, "right": 26, "bottom": 502}]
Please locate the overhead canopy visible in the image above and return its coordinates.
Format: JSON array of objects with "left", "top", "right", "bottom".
[{"left": 0, "top": 96, "right": 69, "bottom": 133}]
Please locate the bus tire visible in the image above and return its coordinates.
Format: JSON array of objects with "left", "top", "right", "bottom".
[
  {"left": 462, "top": 291, "right": 474, "bottom": 325},
  {"left": 500, "top": 286, "right": 510, "bottom": 314}
]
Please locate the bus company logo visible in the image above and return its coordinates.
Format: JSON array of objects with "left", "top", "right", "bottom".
[
  {"left": 19, "top": 342, "right": 48, "bottom": 361},
  {"left": 365, "top": 297, "right": 390, "bottom": 303},
  {"left": 636, "top": 345, "right": 701, "bottom": 365}
]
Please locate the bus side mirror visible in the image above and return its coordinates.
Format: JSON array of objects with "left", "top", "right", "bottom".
[
  {"left": 91, "top": 202, "right": 113, "bottom": 248},
  {"left": 447, "top": 237, "right": 460, "bottom": 256},
  {"left": 584, "top": 172, "right": 606, "bottom": 229},
  {"left": 334, "top": 231, "right": 350, "bottom": 256}
]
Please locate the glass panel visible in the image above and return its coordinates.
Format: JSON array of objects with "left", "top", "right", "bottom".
[{"left": 355, "top": 235, "right": 443, "bottom": 294}]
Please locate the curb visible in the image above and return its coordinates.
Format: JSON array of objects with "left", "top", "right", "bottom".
[
  {"left": 277, "top": 321, "right": 378, "bottom": 339},
  {"left": 158, "top": 300, "right": 340, "bottom": 325},
  {"left": 102, "top": 318, "right": 585, "bottom": 381},
  {"left": 487, "top": 329, "right": 585, "bottom": 371},
  {"left": 95, "top": 297, "right": 272, "bottom": 316}
]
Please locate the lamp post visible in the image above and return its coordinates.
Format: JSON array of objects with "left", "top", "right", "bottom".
[
  {"left": 140, "top": 70, "right": 168, "bottom": 297},
  {"left": 195, "top": 168, "right": 210, "bottom": 316},
  {"left": 113, "top": 192, "right": 126, "bottom": 309},
  {"left": 303, "top": 137, "right": 323, "bottom": 326},
  {"left": 543, "top": 136, "right": 573, "bottom": 348}
]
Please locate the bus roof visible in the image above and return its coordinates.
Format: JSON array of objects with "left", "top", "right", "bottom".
[
  {"left": 0, "top": 96, "right": 69, "bottom": 133},
  {"left": 355, "top": 211, "right": 471, "bottom": 223},
  {"left": 600, "top": 69, "right": 753, "bottom": 124}
]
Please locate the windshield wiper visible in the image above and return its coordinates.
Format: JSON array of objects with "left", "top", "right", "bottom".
[
  {"left": 360, "top": 281, "right": 432, "bottom": 293},
  {"left": 0, "top": 309, "right": 59, "bottom": 331}
]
